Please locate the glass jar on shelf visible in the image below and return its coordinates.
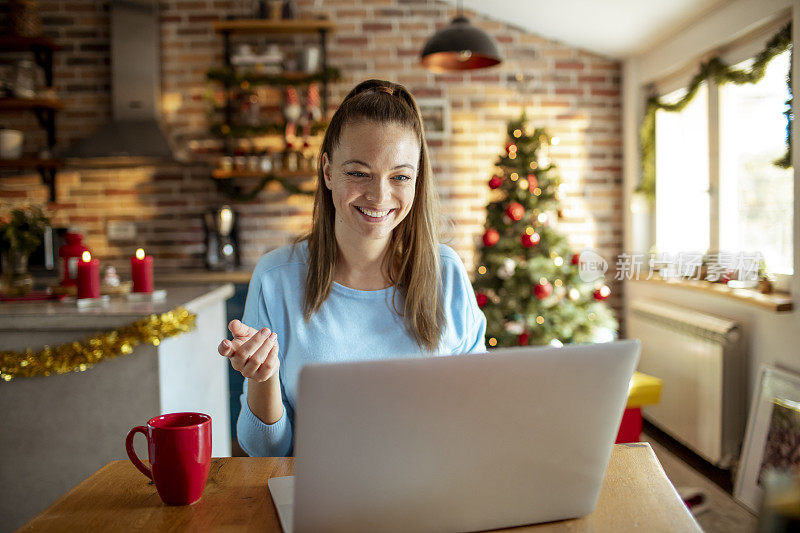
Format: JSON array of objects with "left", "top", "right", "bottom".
[
  {"left": 14, "top": 59, "right": 37, "bottom": 98},
  {"left": 283, "top": 142, "right": 299, "bottom": 172}
]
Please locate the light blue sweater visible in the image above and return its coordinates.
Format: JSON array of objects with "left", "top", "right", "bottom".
[{"left": 236, "top": 240, "right": 487, "bottom": 457}]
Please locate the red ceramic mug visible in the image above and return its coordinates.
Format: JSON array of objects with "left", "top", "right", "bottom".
[{"left": 125, "top": 412, "right": 212, "bottom": 505}]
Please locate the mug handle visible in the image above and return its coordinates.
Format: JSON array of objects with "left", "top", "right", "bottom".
[{"left": 125, "top": 426, "right": 153, "bottom": 480}]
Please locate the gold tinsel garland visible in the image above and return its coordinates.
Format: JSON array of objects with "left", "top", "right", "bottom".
[{"left": 0, "top": 307, "right": 196, "bottom": 381}]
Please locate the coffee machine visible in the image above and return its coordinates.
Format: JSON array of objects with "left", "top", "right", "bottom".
[{"left": 204, "top": 205, "right": 240, "bottom": 270}]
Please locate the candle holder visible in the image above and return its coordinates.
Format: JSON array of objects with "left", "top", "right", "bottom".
[
  {"left": 74, "top": 295, "right": 110, "bottom": 309},
  {"left": 0, "top": 249, "right": 34, "bottom": 297},
  {"left": 126, "top": 289, "right": 167, "bottom": 303}
]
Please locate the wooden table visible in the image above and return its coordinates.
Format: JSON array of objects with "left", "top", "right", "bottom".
[{"left": 19, "top": 443, "right": 700, "bottom": 532}]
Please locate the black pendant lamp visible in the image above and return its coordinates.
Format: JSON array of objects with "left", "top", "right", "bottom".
[{"left": 420, "top": 0, "right": 502, "bottom": 72}]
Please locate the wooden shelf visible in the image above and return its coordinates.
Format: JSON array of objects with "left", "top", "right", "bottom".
[
  {"left": 631, "top": 278, "right": 793, "bottom": 312},
  {"left": 0, "top": 35, "right": 59, "bottom": 52},
  {"left": 211, "top": 168, "right": 316, "bottom": 179},
  {"left": 0, "top": 36, "right": 61, "bottom": 202},
  {"left": 214, "top": 18, "right": 334, "bottom": 34},
  {"left": 0, "top": 98, "right": 64, "bottom": 111},
  {"left": 0, "top": 157, "right": 63, "bottom": 169}
]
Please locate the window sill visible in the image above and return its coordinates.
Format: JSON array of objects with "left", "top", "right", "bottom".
[{"left": 629, "top": 278, "right": 793, "bottom": 313}]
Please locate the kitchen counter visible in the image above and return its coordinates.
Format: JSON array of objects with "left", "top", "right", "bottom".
[
  {"left": 0, "top": 283, "right": 235, "bottom": 331},
  {"left": 0, "top": 283, "right": 235, "bottom": 532},
  {"left": 155, "top": 268, "right": 254, "bottom": 285}
]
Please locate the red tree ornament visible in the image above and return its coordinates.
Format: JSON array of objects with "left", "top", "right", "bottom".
[
  {"left": 527, "top": 173, "right": 538, "bottom": 192},
  {"left": 505, "top": 202, "right": 524, "bottom": 221},
  {"left": 521, "top": 232, "right": 540, "bottom": 248},
  {"left": 571, "top": 253, "right": 580, "bottom": 265},
  {"left": 488, "top": 175, "right": 503, "bottom": 189},
  {"left": 482, "top": 228, "right": 500, "bottom": 247},
  {"left": 594, "top": 285, "right": 611, "bottom": 301},
  {"left": 476, "top": 292, "right": 489, "bottom": 308},
  {"left": 517, "top": 331, "right": 529, "bottom": 346},
  {"left": 534, "top": 280, "right": 553, "bottom": 300}
]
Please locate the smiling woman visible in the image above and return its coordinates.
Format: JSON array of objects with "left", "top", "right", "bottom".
[
  {"left": 321, "top": 121, "right": 420, "bottom": 289},
  {"left": 218, "top": 79, "right": 487, "bottom": 457}
]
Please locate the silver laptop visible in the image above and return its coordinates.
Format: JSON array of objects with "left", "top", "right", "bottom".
[{"left": 268, "top": 339, "right": 640, "bottom": 532}]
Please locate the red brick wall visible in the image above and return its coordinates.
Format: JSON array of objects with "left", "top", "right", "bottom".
[{"left": 0, "top": 0, "right": 623, "bottom": 314}]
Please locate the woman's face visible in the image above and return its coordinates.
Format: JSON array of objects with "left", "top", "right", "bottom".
[{"left": 322, "top": 120, "right": 420, "bottom": 247}]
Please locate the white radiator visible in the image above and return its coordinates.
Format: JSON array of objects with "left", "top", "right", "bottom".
[{"left": 628, "top": 300, "right": 745, "bottom": 468}]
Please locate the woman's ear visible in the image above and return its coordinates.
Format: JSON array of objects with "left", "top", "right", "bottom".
[{"left": 321, "top": 152, "right": 333, "bottom": 190}]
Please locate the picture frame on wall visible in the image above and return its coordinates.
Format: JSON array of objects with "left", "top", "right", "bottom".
[
  {"left": 416, "top": 98, "right": 450, "bottom": 140},
  {"left": 735, "top": 365, "right": 800, "bottom": 513}
]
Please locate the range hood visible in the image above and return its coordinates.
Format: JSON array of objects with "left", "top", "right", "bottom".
[{"left": 64, "top": 0, "right": 174, "bottom": 160}]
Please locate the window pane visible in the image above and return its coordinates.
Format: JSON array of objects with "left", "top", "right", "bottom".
[
  {"left": 655, "top": 83, "right": 710, "bottom": 254},
  {"left": 719, "top": 50, "right": 793, "bottom": 275}
]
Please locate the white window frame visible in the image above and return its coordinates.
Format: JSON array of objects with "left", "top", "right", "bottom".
[{"left": 651, "top": 24, "right": 793, "bottom": 292}]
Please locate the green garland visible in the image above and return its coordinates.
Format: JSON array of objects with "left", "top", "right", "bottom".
[{"left": 638, "top": 22, "right": 792, "bottom": 200}]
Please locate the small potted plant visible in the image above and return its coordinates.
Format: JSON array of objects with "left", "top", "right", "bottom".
[
  {"left": 0, "top": 203, "right": 51, "bottom": 296},
  {"left": 757, "top": 259, "right": 774, "bottom": 294}
]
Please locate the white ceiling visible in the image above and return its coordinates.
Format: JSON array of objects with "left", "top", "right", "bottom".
[{"left": 443, "top": 0, "right": 731, "bottom": 59}]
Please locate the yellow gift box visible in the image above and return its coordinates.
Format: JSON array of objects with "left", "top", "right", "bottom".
[{"left": 627, "top": 372, "right": 662, "bottom": 408}]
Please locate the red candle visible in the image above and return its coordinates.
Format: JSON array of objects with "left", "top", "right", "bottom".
[
  {"left": 131, "top": 248, "right": 154, "bottom": 293},
  {"left": 77, "top": 251, "right": 100, "bottom": 299}
]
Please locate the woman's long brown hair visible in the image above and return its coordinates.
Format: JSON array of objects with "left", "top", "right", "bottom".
[{"left": 294, "top": 79, "right": 445, "bottom": 352}]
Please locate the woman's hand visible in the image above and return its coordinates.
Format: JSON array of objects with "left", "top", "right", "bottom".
[{"left": 218, "top": 319, "right": 280, "bottom": 383}]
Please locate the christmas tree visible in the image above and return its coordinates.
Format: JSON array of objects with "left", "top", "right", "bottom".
[{"left": 473, "top": 112, "right": 618, "bottom": 348}]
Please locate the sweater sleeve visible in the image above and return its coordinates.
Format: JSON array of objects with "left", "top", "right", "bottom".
[
  {"left": 237, "top": 378, "right": 294, "bottom": 457},
  {"left": 441, "top": 244, "right": 488, "bottom": 355},
  {"left": 235, "top": 267, "right": 295, "bottom": 457},
  {"left": 459, "top": 266, "right": 488, "bottom": 354}
]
